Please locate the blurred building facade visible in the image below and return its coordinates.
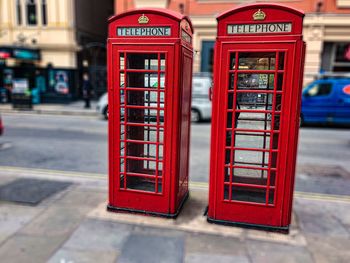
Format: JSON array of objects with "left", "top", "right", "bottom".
[
  {"left": 0, "top": 0, "right": 113, "bottom": 103},
  {"left": 115, "top": 0, "right": 350, "bottom": 84}
]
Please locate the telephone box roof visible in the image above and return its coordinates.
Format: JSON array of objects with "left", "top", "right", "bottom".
[
  {"left": 217, "top": 3, "right": 305, "bottom": 21},
  {"left": 108, "top": 8, "right": 193, "bottom": 32}
]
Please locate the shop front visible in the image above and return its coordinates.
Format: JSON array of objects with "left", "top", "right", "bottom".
[{"left": 0, "top": 46, "right": 78, "bottom": 104}]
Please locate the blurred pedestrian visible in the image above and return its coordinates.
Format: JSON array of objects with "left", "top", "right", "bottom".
[{"left": 82, "top": 73, "right": 93, "bottom": 109}]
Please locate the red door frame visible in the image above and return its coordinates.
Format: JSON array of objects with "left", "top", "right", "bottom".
[
  {"left": 212, "top": 42, "right": 297, "bottom": 226},
  {"left": 208, "top": 3, "right": 305, "bottom": 232},
  {"left": 108, "top": 43, "right": 176, "bottom": 214}
]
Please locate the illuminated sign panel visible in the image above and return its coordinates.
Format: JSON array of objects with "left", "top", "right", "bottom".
[
  {"left": 228, "top": 23, "right": 292, "bottom": 34},
  {"left": 117, "top": 27, "right": 171, "bottom": 37}
]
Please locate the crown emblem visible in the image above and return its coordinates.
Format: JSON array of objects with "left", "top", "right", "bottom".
[
  {"left": 138, "top": 14, "right": 149, "bottom": 24},
  {"left": 253, "top": 9, "right": 266, "bottom": 21}
]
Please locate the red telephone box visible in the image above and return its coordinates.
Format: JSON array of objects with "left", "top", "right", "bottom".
[
  {"left": 208, "top": 3, "right": 305, "bottom": 232},
  {"left": 107, "top": 9, "right": 194, "bottom": 217}
]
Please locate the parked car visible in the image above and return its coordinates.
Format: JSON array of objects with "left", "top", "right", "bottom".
[
  {"left": 97, "top": 73, "right": 212, "bottom": 122},
  {"left": 0, "top": 115, "right": 4, "bottom": 136},
  {"left": 301, "top": 73, "right": 350, "bottom": 125},
  {"left": 191, "top": 73, "right": 212, "bottom": 122},
  {"left": 97, "top": 92, "right": 108, "bottom": 119}
]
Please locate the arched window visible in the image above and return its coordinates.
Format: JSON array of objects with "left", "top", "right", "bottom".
[
  {"left": 26, "top": 0, "right": 37, "bottom": 25},
  {"left": 16, "top": 0, "right": 22, "bottom": 25},
  {"left": 41, "top": 0, "right": 47, "bottom": 25}
]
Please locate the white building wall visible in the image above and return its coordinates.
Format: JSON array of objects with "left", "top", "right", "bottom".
[{"left": 0, "top": 0, "right": 78, "bottom": 68}]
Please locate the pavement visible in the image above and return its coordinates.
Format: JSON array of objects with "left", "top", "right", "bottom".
[
  {"left": 0, "top": 101, "right": 99, "bottom": 117},
  {"left": 0, "top": 166, "right": 350, "bottom": 263}
]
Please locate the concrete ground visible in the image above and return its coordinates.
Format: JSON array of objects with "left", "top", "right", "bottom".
[{"left": 0, "top": 166, "right": 349, "bottom": 263}]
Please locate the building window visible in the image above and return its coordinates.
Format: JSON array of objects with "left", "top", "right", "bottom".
[
  {"left": 322, "top": 42, "right": 350, "bottom": 73},
  {"left": 201, "top": 41, "right": 215, "bottom": 73},
  {"left": 16, "top": 0, "right": 22, "bottom": 25},
  {"left": 41, "top": 0, "right": 47, "bottom": 25},
  {"left": 26, "top": 0, "right": 37, "bottom": 25}
]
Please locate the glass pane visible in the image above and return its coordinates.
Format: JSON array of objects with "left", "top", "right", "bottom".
[
  {"left": 127, "top": 53, "right": 158, "bottom": 70},
  {"left": 126, "top": 90, "right": 164, "bottom": 107},
  {"left": 234, "top": 150, "right": 269, "bottom": 167},
  {"left": 160, "top": 73, "right": 165, "bottom": 89},
  {"left": 238, "top": 92, "right": 273, "bottom": 110},
  {"left": 275, "top": 94, "right": 282, "bottom": 111},
  {"left": 224, "top": 167, "right": 269, "bottom": 185},
  {"left": 236, "top": 112, "right": 272, "bottom": 131},
  {"left": 120, "top": 158, "right": 125, "bottom": 172},
  {"left": 277, "top": 73, "right": 283, "bottom": 91},
  {"left": 229, "top": 74, "right": 235, "bottom": 90},
  {"left": 126, "top": 72, "right": 158, "bottom": 89},
  {"left": 120, "top": 174, "right": 125, "bottom": 189},
  {"left": 123, "top": 126, "right": 163, "bottom": 143},
  {"left": 278, "top": 52, "right": 285, "bottom": 70},
  {"left": 269, "top": 171, "right": 277, "bottom": 187},
  {"left": 126, "top": 177, "right": 156, "bottom": 192},
  {"left": 234, "top": 131, "right": 271, "bottom": 149},
  {"left": 120, "top": 143, "right": 125, "bottom": 156},
  {"left": 230, "top": 53, "right": 236, "bottom": 70},
  {"left": 225, "top": 185, "right": 267, "bottom": 203},
  {"left": 268, "top": 189, "right": 275, "bottom": 205},
  {"left": 224, "top": 185, "right": 230, "bottom": 200},
  {"left": 143, "top": 160, "right": 157, "bottom": 170},
  {"left": 233, "top": 168, "right": 268, "bottom": 185},
  {"left": 120, "top": 54, "right": 125, "bottom": 70},
  {"left": 238, "top": 52, "right": 276, "bottom": 70},
  {"left": 160, "top": 54, "right": 166, "bottom": 70},
  {"left": 237, "top": 74, "right": 275, "bottom": 90}
]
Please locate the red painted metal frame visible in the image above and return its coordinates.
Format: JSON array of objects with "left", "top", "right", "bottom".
[
  {"left": 107, "top": 9, "right": 193, "bottom": 217},
  {"left": 208, "top": 3, "right": 306, "bottom": 231}
]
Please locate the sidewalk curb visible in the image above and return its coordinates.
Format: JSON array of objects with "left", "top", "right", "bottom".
[{"left": 0, "top": 108, "right": 98, "bottom": 117}]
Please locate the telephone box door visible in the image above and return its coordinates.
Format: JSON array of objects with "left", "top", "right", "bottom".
[
  {"left": 214, "top": 42, "right": 297, "bottom": 226},
  {"left": 110, "top": 44, "right": 174, "bottom": 214}
]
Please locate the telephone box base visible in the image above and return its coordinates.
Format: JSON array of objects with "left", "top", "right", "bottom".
[
  {"left": 107, "top": 192, "right": 189, "bottom": 219},
  {"left": 207, "top": 216, "right": 290, "bottom": 234}
]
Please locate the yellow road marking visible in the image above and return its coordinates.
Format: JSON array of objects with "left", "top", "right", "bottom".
[{"left": 1, "top": 165, "right": 350, "bottom": 203}]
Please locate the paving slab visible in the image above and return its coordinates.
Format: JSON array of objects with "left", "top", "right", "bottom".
[
  {"left": 294, "top": 198, "right": 350, "bottom": 238},
  {"left": 185, "top": 254, "right": 250, "bottom": 263},
  {"left": 0, "top": 234, "right": 66, "bottom": 263},
  {"left": 54, "top": 187, "right": 106, "bottom": 208},
  {"left": 305, "top": 235, "right": 350, "bottom": 263},
  {"left": 246, "top": 239, "right": 314, "bottom": 263},
  {"left": 0, "top": 175, "right": 17, "bottom": 186},
  {"left": 0, "top": 178, "right": 72, "bottom": 205},
  {"left": 18, "top": 205, "right": 90, "bottom": 237},
  {"left": 61, "top": 218, "right": 132, "bottom": 252},
  {"left": 312, "top": 199, "right": 350, "bottom": 228},
  {"left": 0, "top": 204, "right": 43, "bottom": 244},
  {"left": 48, "top": 248, "right": 118, "bottom": 263},
  {"left": 185, "top": 233, "right": 248, "bottom": 257},
  {"left": 117, "top": 233, "right": 184, "bottom": 263}
]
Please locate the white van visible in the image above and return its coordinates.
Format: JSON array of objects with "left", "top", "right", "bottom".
[{"left": 97, "top": 73, "right": 212, "bottom": 122}]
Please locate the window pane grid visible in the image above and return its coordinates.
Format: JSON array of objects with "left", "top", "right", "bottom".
[
  {"left": 224, "top": 51, "right": 285, "bottom": 205},
  {"left": 118, "top": 52, "right": 166, "bottom": 194}
]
